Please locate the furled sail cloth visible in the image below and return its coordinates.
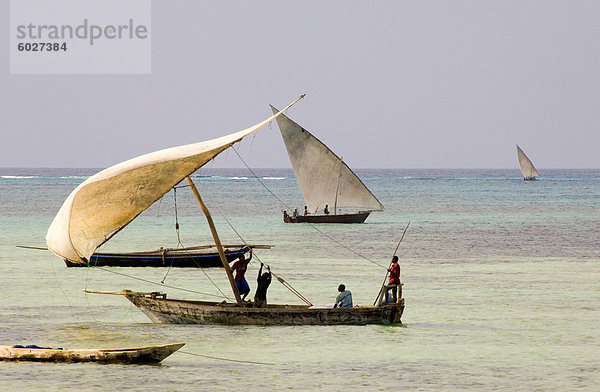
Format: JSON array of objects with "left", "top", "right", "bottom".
[
  {"left": 516, "top": 145, "right": 539, "bottom": 179},
  {"left": 46, "top": 96, "right": 304, "bottom": 263},
  {"left": 271, "top": 106, "right": 384, "bottom": 214}
]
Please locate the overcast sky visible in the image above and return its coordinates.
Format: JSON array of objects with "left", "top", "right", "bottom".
[{"left": 1, "top": 1, "right": 599, "bottom": 169}]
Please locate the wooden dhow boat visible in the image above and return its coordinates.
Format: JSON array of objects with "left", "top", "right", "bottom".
[
  {"left": 46, "top": 95, "right": 404, "bottom": 326},
  {"left": 18, "top": 245, "right": 256, "bottom": 268},
  {"left": 283, "top": 211, "right": 371, "bottom": 224},
  {"left": 0, "top": 343, "right": 184, "bottom": 364},
  {"left": 82, "top": 290, "right": 403, "bottom": 325},
  {"left": 64, "top": 244, "right": 267, "bottom": 268},
  {"left": 516, "top": 144, "right": 540, "bottom": 180},
  {"left": 271, "top": 106, "right": 384, "bottom": 223}
]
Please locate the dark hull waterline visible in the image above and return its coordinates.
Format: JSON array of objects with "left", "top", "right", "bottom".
[
  {"left": 64, "top": 246, "right": 251, "bottom": 268},
  {"left": 284, "top": 211, "right": 370, "bottom": 224}
]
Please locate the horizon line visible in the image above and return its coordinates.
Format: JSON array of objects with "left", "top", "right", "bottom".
[{"left": 1, "top": 166, "right": 600, "bottom": 171}]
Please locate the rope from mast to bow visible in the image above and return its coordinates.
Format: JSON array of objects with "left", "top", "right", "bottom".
[
  {"left": 192, "top": 180, "right": 314, "bottom": 306},
  {"left": 231, "top": 146, "right": 388, "bottom": 271}
]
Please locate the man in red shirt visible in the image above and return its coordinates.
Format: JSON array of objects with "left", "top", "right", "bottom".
[
  {"left": 230, "top": 249, "right": 253, "bottom": 301},
  {"left": 384, "top": 256, "right": 402, "bottom": 304}
]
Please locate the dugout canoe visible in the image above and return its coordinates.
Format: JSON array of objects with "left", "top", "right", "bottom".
[
  {"left": 0, "top": 342, "right": 184, "bottom": 364},
  {"left": 122, "top": 290, "right": 404, "bottom": 325}
]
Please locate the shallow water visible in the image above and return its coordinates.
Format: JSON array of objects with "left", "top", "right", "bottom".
[{"left": 1, "top": 168, "right": 598, "bottom": 391}]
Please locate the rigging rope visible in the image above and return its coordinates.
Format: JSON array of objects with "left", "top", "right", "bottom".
[
  {"left": 159, "top": 188, "right": 179, "bottom": 283},
  {"left": 178, "top": 350, "right": 274, "bottom": 365},
  {"left": 231, "top": 146, "right": 388, "bottom": 271},
  {"left": 173, "top": 187, "right": 182, "bottom": 244},
  {"left": 93, "top": 266, "right": 234, "bottom": 300},
  {"left": 156, "top": 187, "right": 230, "bottom": 300},
  {"left": 161, "top": 187, "right": 194, "bottom": 281},
  {"left": 194, "top": 180, "right": 314, "bottom": 305},
  {"left": 156, "top": 194, "right": 164, "bottom": 217},
  {"left": 82, "top": 256, "right": 163, "bottom": 322},
  {"left": 49, "top": 255, "right": 78, "bottom": 323},
  {"left": 80, "top": 187, "right": 234, "bottom": 309}
]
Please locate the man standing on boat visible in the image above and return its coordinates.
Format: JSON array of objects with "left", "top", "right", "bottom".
[
  {"left": 231, "top": 250, "right": 252, "bottom": 301},
  {"left": 253, "top": 262, "right": 272, "bottom": 308},
  {"left": 384, "top": 256, "right": 401, "bottom": 303},
  {"left": 334, "top": 284, "right": 353, "bottom": 308}
]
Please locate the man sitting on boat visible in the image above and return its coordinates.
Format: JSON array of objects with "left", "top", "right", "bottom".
[
  {"left": 231, "top": 250, "right": 252, "bottom": 301},
  {"left": 253, "top": 262, "right": 272, "bottom": 308},
  {"left": 334, "top": 284, "right": 353, "bottom": 308},
  {"left": 324, "top": 204, "right": 330, "bottom": 215},
  {"left": 383, "top": 256, "right": 402, "bottom": 304},
  {"left": 304, "top": 206, "right": 309, "bottom": 216}
]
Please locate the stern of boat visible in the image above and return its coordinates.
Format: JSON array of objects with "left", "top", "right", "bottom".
[{"left": 393, "top": 298, "right": 405, "bottom": 324}]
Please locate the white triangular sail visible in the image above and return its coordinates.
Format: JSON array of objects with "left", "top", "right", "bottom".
[
  {"left": 271, "top": 106, "right": 384, "bottom": 214},
  {"left": 46, "top": 96, "right": 304, "bottom": 263},
  {"left": 516, "top": 145, "right": 539, "bottom": 179}
]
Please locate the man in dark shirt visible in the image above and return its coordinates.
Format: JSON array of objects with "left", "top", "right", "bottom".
[{"left": 253, "top": 262, "right": 272, "bottom": 308}]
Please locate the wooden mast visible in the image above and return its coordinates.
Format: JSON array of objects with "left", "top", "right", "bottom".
[
  {"left": 186, "top": 176, "right": 243, "bottom": 306},
  {"left": 333, "top": 157, "right": 342, "bottom": 215}
]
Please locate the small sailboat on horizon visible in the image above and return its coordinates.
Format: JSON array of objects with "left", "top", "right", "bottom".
[
  {"left": 271, "top": 106, "right": 384, "bottom": 224},
  {"left": 516, "top": 144, "right": 539, "bottom": 180}
]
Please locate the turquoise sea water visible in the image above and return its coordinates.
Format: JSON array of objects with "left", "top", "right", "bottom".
[{"left": 0, "top": 168, "right": 598, "bottom": 391}]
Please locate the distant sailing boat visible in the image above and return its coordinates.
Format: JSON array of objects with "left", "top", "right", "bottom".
[
  {"left": 516, "top": 145, "right": 539, "bottom": 180},
  {"left": 271, "top": 106, "right": 384, "bottom": 223}
]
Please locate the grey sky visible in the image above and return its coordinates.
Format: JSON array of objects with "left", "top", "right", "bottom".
[{"left": 1, "top": 1, "right": 599, "bottom": 169}]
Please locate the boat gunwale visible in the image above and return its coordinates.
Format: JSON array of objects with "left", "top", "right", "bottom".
[
  {"left": 125, "top": 291, "right": 401, "bottom": 313},
  {"left": 92, "top": 245, "right": 251, "bottom": 257}
]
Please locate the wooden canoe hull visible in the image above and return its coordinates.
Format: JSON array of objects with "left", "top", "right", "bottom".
[
  {"left": 125, "top": 291, "right": 404, "bottom": 326},
  {"left": 64, "top": 246, "right": 250, "bottom": 268},
  {"left": 0, "top": 343, "right": 184, "bottom": 364},
  {"left": 284, "top": 211, "right": 371, "bottom": 224}
]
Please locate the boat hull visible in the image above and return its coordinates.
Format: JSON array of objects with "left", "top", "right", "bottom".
[
  {"left": 0, "top": 343, "right": 184, "bottom": 364},
  {"left": 124, "top": 291, "right": 404, "bottom": 325},
  {"left": 284, "top": 211, "right": 370, "bottom": 224},
  {"left": 64, "top": 246, "right": 250, "bottom": 268}
]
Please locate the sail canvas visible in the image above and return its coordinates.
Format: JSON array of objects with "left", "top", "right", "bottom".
[
  {"left": 271, "top": 106, "right": 383, "bottom": 214},
  {"left": 46, "top": 97, "right": 304, "bottom": 263},
  {"left": 516, "top": 145, "right": 539, "bottom": 179}
]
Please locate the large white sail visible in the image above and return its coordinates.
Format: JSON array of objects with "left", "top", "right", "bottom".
[
  {"left": 46, "top": 96, "right": 304, "bottom": 263},
  {"left": 516, "top": 145, "right": 539, "bottom": 179},
  {"left": 271, "top": 106, "right": 384, "bottom": 214}
]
